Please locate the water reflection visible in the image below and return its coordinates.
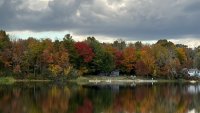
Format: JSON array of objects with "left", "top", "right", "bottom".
[{"left": 0, "top": 83, "right": 200, "bottom": 113}]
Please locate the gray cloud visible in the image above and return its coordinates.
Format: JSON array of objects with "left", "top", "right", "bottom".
[{"left": 0, "top": 0, "right": 200, "bottom": 40}]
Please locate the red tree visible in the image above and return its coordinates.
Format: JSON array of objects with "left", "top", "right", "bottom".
[
  {"left": 115, "top": 50, "right": 123, "bottom": 68},
  {"left": 135, "top": 60, "right": 149, "bottom": 76},
  {"left": 74, "top": 42, "right": 95, "bottom": 63}
]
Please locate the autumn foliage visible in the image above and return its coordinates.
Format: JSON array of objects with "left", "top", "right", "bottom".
[
  {"left": 122, "top": 47, "right": 136, "bottom": 73},
  {"left": 0, "top": 30, "right": 197, "bottom": 78},
  {"left": 74, "top": 42, "right": 94, "bottom": 63}
]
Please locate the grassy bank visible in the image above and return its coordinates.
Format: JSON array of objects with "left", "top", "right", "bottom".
[
  {"left": 15, "top": 79, "right": 51, "bottom": 82},
  {"left": 0, "top": 77, "right": 52, "bottom": 84},
  {"left": 0, "top": 77, "right": 16, "bottom": 84}
]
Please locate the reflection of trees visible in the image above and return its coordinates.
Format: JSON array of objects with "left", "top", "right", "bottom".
[
  {"left": 67, "top": 87, "right": 114, "bottom": 113},
  {"left": 107, "top": 86, "right": 156, "bottom": 113},
  {"left": 0, "top": 88, "right": 24, "bottom": 113},
  {"left": 88, "top": 88, "right": 114, "bottom": 113},
  {"left": 0, "top": 86, "right": 43, "bottom": 113},
  {"left": 153, "top": 84, "right": 190, "bottom": 113},
  {"left": 75, "top": 98, "right": 93, "bottom": 113},
  {"left": 192, "top": 95, "right": 200, "bottom": 112},
  {"left": 188, "top": 85, "right": 200, "bottom": 113},
  {"left": 40, "top": 86, "right": 70, "bottom": 113},
  {"left": 0, "top": 84, "right": 71, "bottom": 113},
  {"left": 103, "top": 84, "right": 195, "bottom": 113},
  {"left": 1, "top": 84, "right": 200, "bottom": 113}
]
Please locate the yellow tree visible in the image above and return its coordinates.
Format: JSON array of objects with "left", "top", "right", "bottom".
[
  {"left": 122, "top": 47, "right": 136, "bottom": 73},
  {"left": 176, "top": 48, "right": 187, "bottom": 65},
  {"left": 49, "top": 44, "right": 70, "bottom": 76},
  {"left": 140, "top": 46, "right": 156, "bottom": 76}
]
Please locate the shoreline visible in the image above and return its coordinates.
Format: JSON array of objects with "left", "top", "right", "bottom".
[
  {"left": 0, "top": 76, "right": 199, "bottom": 85},
  {"left": 68, "top": 76, "right": 200, "bottom": 85},
  {"left": 15, "top": 79, "right": 52, "bottom": 82}
]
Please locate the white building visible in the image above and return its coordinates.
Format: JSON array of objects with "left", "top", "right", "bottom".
[{"left": 188, "top": 69, "right": 200, "bottom": 76}]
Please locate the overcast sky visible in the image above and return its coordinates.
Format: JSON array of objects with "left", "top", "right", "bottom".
[{"left": 0, "top": 0, "right": 200, "bottom": 47}]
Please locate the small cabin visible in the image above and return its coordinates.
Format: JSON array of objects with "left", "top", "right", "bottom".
[
  {"left": 188, "top": 69, "right": 200, "bottom": 76},
  {"left": 110, "top": 70, "right": 120, "bottom": 76}
]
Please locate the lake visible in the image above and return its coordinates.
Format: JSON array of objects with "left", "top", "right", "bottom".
[{"left": 0, "top": 82, "right": 200, "bottom": 113}]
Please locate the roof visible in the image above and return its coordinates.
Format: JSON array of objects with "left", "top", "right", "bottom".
[{"left": 188, "top": 69, "right": 199, "bottom": 72}]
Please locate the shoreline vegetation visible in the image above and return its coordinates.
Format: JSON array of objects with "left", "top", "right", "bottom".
[
  {"left": 0, "top": 77, "right": 51, "bottom": 84},
  {"left": 0, "top": 76, "right": 199, "bottom": 85},
  {"left": 1, "top": 30, "right": 200, "bottom": 83}
]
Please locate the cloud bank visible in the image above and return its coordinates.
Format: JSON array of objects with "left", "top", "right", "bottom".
[{"left": 0, "top": 0, "right": 200, "bottom": 41}]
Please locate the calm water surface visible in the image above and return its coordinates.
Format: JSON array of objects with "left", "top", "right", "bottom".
[{"left": 0, "top": 83, "right": 200, "bottom": 113}]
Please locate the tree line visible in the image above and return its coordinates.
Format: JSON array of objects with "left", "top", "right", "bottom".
[{"left": 0, "top": 30, "right": 200, "bottom": 79}]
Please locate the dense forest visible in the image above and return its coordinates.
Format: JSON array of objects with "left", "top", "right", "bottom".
[{"left": 0, "top": 30, "right": 200, "bottom": 79}]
